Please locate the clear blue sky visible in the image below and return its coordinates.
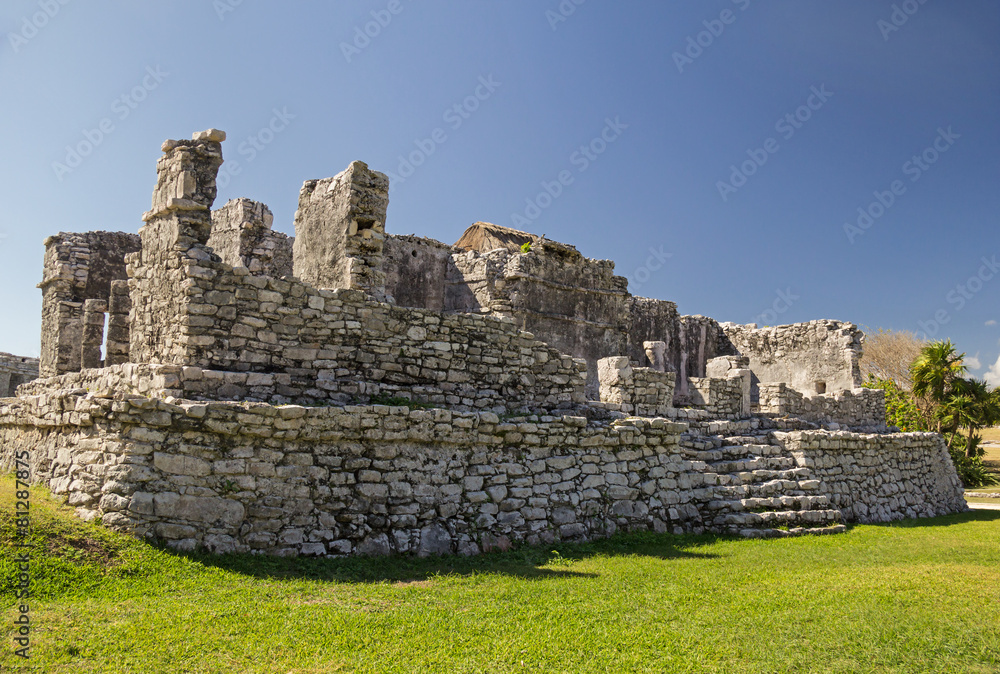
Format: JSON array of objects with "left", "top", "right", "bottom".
[{"left": 2, "top": 1, "right": 998, "bottom": 383}]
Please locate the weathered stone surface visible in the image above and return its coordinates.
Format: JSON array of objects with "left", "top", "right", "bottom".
[
  {"left": 293, "top": 161, "right": 389, "bottom": 301},
  {"left": 0, "top": 128, "right": 967, "bottom": 561},
  {"left": 0, "top": 352, "right": 38, "bottom": 397}
]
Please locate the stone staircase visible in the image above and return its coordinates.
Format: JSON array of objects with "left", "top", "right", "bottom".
[{"left": 682, "top": 431, "right": 846, "bottom": 539}]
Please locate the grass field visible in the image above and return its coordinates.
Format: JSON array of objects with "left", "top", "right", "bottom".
[
  {"left": 980, "top": 427, "right": 1000, "bottom": 444},
  {"left": 2, "top": 475, "right": 1000, "bottom": 673}
]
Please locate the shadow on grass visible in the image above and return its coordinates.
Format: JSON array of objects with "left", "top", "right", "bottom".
[
  {"left": 172, "top": 530, "right": 722, "bottom": 585},
  {"left": 862, "top": 509, "right": 1000, "bottom": 530}
]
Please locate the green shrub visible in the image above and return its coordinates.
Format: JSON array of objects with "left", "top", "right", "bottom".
[
  {"left": 949, "top": 435, "right": 999, "bottom": 488},
  {"left": 864, "top": 375, "right": 927, "bottom": 431}
]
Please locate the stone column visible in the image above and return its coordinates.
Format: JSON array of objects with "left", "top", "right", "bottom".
[
  {"left": 80, "top": 299, "right": 108, "bottom": 369},
  {"left": 643, "top": 341, "right": 668, "bottom": 372},
  {"left": 130, "top": 129, "right": 226, "bottom": 365},
  {"left": 597, "top": 356, "right": 633, "bottom": 411},
  {"left": 292, "top": 161, "right": 389, "bottom": 300},
  {"left": 105, "top": 280, "right": 131, "bottom": 366}
]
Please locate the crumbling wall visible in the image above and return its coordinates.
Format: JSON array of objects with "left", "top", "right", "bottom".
[
  {"left": 208, "top": 198, "right": 293, "bottom": 279},
  {"left": 687, "top": 377, "right": 745, "bottom": 419},
  {"left": 627, "top": 297, "right": 679, "bottom": 369},
  {"left": 292, "top": 162, "right": 389, "bottom": 301},
  {"left": 449, "top": 240, "right": 630, "bottom": 396},
  {"left": 758, "top": 383, "right": 886, "bottom": 429},
  {"left": 0, "top": 353, "right": 38, "bottom": 397},
  {"left": 778, "top": 430, "right": 966, "bottom": 522},
  {"left": 597, "top": 356, "right": 675, "bottom": 417},
  {"left": 1, "top": 390, "right": 967, "bottom": 557},
  {"left": 1, "top": 391, "right": 704, "bottom": 556},
  {"left": 722, "top": 321, "right": 863, "bottom": 397},
  {"left": 37, "top": 231, "right": 141, "bottom": 376},
  {"left": 382, "top": 235, "right": 455, "bottom": 311},
  {"left": 132, "top": 245, "right": 589, "bottom": 411}
]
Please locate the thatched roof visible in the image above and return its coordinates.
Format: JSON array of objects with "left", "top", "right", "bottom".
[{"left": 453, "top": 222, "right": 539, "bottom": 253}]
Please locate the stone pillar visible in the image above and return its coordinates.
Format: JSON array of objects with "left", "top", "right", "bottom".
[
  {"left": 105, "top": 280, "right": 131, "bottom": 366},
  {"left": 80, "top": 299, "right": 108, "bottom": 369},
  {"left": 140, "top": 129, "right": 226, "bottom": 258},
  {"left": 130, "top": 129, "right": 226, "bottom": 365},
  {"left": 292, "top": 161, "right": 389, "bottom": 300},
  {"left": 597, "top": 356, "right": 633, "bottom": 410},
  {"left": 643, "top": 341, "right": 668, "bottom": 372}
]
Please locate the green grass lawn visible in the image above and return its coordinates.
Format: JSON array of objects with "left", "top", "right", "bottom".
[{"left": 2, "top": 474, "right": 999, "bottom": 673}]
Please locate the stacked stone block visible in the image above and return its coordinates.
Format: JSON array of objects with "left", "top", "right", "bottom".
[
  {"left": 687, "top": 376, "right": 745, "bottom": 419},
  {"left": 778, "top": 430, "right": 966, "bottom": 522},
  {"left": 722, "top": 321, "right": 864, "bottom": 396},
  {"left": 37, "top": 231, "right": 140, "bottom": 376},
  {"left": 292, "top": 161, "right": 389, "bottom": 301},
  {"left": 757, "top": 383, "right": 886, "bottom": 429},
  {"left": 208, "top": 198, "right": 293, "bottom": 279},
  {"left": 597, "top": 356, "right": 675, "bottom": 417},
  {"left": 0, "top": 353, "right": 39, "bottom": 397},
  {"left": 105, "top": 280, "right": 131, "bottom": 367}
]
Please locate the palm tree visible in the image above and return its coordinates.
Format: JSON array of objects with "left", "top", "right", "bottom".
[
  {"left": 964, "top": 379, "right": 1000, "bottom": 456},
  {"left": 910, "top": 340, "right": 967, "bottom": 432}
]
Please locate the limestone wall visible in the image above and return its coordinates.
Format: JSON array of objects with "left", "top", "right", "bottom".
[
  {"left": 128, "top": 242, "right": 589, "bottom": 411},
  {"left": 758, "top": 383, "right": 885, "bottom": 429},
  {"left": 596, "top": 356, "right": 674, "bottom": 417},
  {"left": 1, "top": 389, "right": 967, "bottom": 557},
  {"left": 778, "top": 430, "right": 966, "bottom": 522},
  {"left": 208, "top": 198, "right": 293, "bottom": 279},
  {"left": 449, "top": 242, "right": 631, "bottom": 396},
  {"left": 382, "top": 234, "right": 456, "bottom": 312},
  {"left": 292, "top": 162, "right": 389, "bottom": 301},
  {"left": 0, "top": 353, "right": 39, "bottom": 397},
  {"left": 37, "top": 231, "right": 141, "bottom": 377},
  {"left": 688, "top": 377, "right": 744, "bottom": 419},
  {"left": 721, "top": 321, "right": 863, "bottom": 397},
  {"left": 1, "top": 390, "right": 702, "bottom": 557}
]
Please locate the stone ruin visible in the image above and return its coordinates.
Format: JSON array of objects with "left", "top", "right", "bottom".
[{"left": 0, "top": 129, "right": 967, "bottom": 558}]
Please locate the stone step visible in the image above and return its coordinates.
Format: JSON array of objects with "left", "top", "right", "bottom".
[
  {"left": 731, "top": 467, "right": 812, "bottom": 484},
  {"left": 721, "top": 435, "right": 774, "bottom": 447},
  {"left": 740, "top": 494, "right": 830, "bottom": 511},
  {"left": 738, "top": 524, "right": 847, "bottom": 539},
  {"left": 703, "top": 494, "right": 830, "bottom": 514},
  {"left": 709, "top": 456, "right": 796, "bottom": 473},
  {"left": 711, "top": 479, "right": 819, "bottom": 500},
  {"left": 685, "top": 443, "right": 784, "bottom": 463},
  {"left": 712, "top": 508, "right": 842, "bottom": 528}
]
